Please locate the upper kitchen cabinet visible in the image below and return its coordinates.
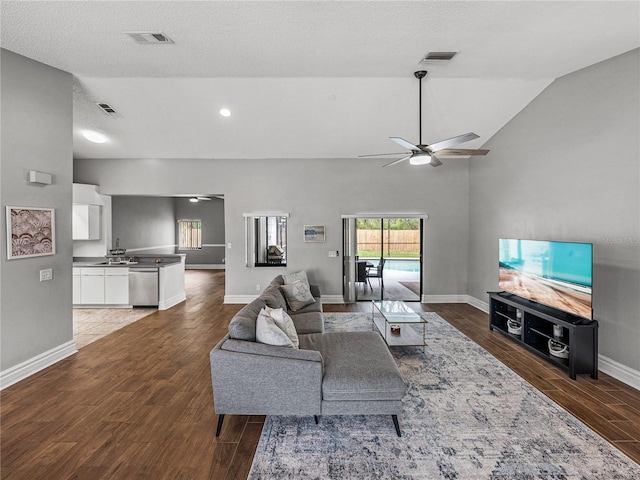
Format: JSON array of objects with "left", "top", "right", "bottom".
[
  {"left": 73, "top": 204, "right": 101, "bottom": 240},
  {"left": 72, "top": 183, "right": 107, "bottom": 241}
]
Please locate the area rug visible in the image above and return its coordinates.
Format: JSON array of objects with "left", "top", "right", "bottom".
[{"left": 248, "top": 312, "right": 640, "bottom": 479}]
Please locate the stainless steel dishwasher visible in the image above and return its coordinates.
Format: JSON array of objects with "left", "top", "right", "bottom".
[{"left": 129, "top": 267, "right": 159, "bottom": 306}]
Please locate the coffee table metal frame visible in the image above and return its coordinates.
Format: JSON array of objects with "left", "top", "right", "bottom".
[{"left": 372, "top": 300, "right": 427, "bottom": 352}]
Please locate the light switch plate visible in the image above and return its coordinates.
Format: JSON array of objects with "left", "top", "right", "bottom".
[{"left": 40, "top": 268, "right": 53, "bottom": 281}]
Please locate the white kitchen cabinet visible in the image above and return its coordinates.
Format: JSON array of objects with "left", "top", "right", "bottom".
[
  {"left": 80, "top": 268, "right": 105, "bottom": 304},
  {"left": 104, "top": 268, "right": 129, "bottom": 304},
  {"left": 73, "top": 204, "right": 101, "bottom": 240},
  {"left": 73, "top": 268, "right": 81, "bottom": 304},
  {"left": 75, "top": 267, "right": 130, "bottom": 306}
]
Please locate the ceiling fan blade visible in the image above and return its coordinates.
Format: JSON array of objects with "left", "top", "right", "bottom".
[
  {"left": 382, "top": 154, "right": 413, "bottom": 168},
  {"left": 436, "top": 148, "right": 490, "bottom": 156},
  {"left": 426, "top": 133, "right": 480, "bottom": 153},
  {"left": 358, "top": 152, "right": 409, "bottom": 158},
  {"left": 390, "top": 137, "right": 420, "bottom": 151},
  {"left": 429, "top": 154, "right": 443, "bottom": 167}
]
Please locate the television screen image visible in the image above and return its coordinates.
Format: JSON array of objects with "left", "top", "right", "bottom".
[{"left": 499, "top": 239, "right": 593, "bottom": 319}]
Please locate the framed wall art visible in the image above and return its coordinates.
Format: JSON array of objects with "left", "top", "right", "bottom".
[
  {"left": 6, "top": 206, "right": 56, "bottom": 259},
  {"left": 304, "top": 225, "right": 325, "bottom": 243}
]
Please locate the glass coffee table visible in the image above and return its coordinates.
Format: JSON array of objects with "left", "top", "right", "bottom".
[{"left": 372, "top": 300, "right": 428, "bottom": 352}]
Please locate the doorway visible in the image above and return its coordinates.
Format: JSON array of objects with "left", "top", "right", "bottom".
[{"left": 343, "top": 216, "right": 423, "bottom": 303}]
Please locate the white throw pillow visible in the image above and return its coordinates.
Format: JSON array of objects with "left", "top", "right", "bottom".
[
  {"left": 265, "top": 306, "right": 299, "bottom": 348},
  {"left": 255, "top": 308, "right": 296, "bottom": 348}
]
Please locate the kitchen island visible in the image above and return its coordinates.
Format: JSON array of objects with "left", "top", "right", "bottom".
[{"left": 73, "top": 254, "right": 186, "bottom": 310}]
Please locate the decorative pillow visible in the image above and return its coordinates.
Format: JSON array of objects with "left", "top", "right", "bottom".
[
  {"left": 264, "top": 306, "right": 299, "bottom": 348},
  {"left": 280, "top": 280, "right": 316, "bottom": 312},
  {"left": 282, "top": 271, "right": 309, "bottom": 286},
  {"left": 255, "top": 308, "right": 296, "bottom": 348}
]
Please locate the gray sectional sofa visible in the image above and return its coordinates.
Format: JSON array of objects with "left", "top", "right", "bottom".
[{"left": 210, "top": 274, "right": 407, "bottom": 436}]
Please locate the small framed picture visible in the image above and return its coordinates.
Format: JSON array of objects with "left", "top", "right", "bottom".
[
  {"left": 6, "top": 206, "right": 56, "bottom": 259},
  {"left": 304, "top": 225, "right": 325, "bottom": 243}
]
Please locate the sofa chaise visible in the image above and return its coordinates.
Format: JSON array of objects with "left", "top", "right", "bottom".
[{"left": 210, "top": 274, "right": 407, "bottom": 436}]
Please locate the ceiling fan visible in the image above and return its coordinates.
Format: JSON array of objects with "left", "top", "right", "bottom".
[{"left": 360, "top": 70, "right": 489, "bottom": 167}]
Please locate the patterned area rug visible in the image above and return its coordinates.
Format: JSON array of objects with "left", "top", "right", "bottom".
[{"left": 248, "top": 312, "right": 640, "bottom": 479}]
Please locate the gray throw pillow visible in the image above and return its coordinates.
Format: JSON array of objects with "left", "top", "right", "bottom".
[
  {"left": 280, "top": 280, "right": 316, "bottom": 312},
  {"left": 282, "top": 270, "right": 309, "bottom": 285},
  {"left": 255, "top": 308, "right": 296, "bottom": 348}
]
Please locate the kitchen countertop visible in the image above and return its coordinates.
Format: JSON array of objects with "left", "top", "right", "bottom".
[
  {"left": 73, "top": 261, "right": 182, "bottom": 268},
  {"left": 74, "top": 254, "right": 185, "bottom": 269}
]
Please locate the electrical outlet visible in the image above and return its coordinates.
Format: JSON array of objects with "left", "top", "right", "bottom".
[
  {"left": 256, "top": 284, "right": 261, "bottom": 291},
  {"left": 40, "top": 268, "right": 53, "bottom": 281}
]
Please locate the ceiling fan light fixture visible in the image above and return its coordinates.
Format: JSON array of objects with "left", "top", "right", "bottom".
[
  {"left": 409, "top": 155, "right": 432, "bottom": 166},
  {"left": 189, "top": 197, "right": 199, "bottom": 203}
]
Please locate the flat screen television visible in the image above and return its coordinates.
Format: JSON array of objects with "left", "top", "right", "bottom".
[{"left": 498, "top": 238, "right": 593, "bottom": 320}]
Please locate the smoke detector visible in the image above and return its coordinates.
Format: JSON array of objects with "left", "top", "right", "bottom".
[
  {"left": 420, "top": 51, "right": 458, "bottom": 63},
  {"left": 125, "top": 32, "right": 174, "bottom": 44}
]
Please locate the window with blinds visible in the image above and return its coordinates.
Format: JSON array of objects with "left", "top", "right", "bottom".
[{"left": 178, "top": 220, "right": 202, "bottom": 250}]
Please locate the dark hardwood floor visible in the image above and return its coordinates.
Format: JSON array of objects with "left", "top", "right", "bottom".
[{"left": 1, "top": 270, "right": 639, "bottom": 479}]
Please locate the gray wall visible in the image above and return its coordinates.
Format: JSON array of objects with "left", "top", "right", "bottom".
[
  {"left": 468, "top": 49, "right": 640, "bottom": 371},
  {"left": 110, "top": 196, "right": 226, "bottom": 264},
  {"left": 74, "top": 157, "right": 470, "bottom": 298},
  {"left": 111, "top": 196, "right": 176, "bottom": 255},
  {"left": 175, "top": 197, "right": 225, "bottom": 265},
  {"left": 1, "top": 50, "right": 73, "bottom": 370}
]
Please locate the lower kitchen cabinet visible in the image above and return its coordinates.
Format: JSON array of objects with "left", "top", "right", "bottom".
[
  {"left": 75, "top": 267, "right": 130, "bottom": 306},
  {"left": 80, "top": 268, "right": 105, "bottom": 304},
  {"left": 105, "top": 269, "right": 129, "bottom": 304}
]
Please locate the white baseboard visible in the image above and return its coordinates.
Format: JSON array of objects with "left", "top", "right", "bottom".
[
  {"left": 159, "top": 293, "right": 186, "bottom": 310},
  {"left": 186, "top": 264, "right": 225, "bottom": 270},
  {"left": 224, "top": 294, "right": 258, "bottom": 304},
  {"left": 1, "top": 341, "right": 77, "bottom": 390},
  {"left": 321, "top": 295, "right": 345, "bottom": 304},
  {"left": 422, "top": 294, "right": 472, "bottom": 304},
  {"left": 598, "top": 355, "right": 640, "bottom": 391},
  {"left": 466, "top": 296, "right": 490, "bottom": 313}
]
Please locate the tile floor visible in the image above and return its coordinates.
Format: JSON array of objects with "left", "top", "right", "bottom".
[{"left": 73, "top": 307, "right": 157, "bottom": 348}]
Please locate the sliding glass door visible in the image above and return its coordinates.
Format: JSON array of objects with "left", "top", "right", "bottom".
[{"left": 343, "top": 216, "right": 423, "bottom": 303}]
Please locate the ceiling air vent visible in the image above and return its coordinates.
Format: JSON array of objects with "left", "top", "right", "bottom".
[
  {"left": 420, "top": 51, "right": 458, "bottom": 63},
  {"left": 125, "top": 31, "right": 174, "bottom": 44},
  {"left": 95, "top": 102, "right": 121, "bottom": 118}
]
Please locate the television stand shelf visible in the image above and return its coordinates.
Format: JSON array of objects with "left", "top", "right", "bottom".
[{"left": 488, "top": 291, "right": 598, "bottom": 380}]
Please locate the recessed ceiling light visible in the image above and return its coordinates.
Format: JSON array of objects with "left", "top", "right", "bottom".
[
  {"left": 219, "top": 108, "right": 232, "bottom": 117},
  {"left": 82, "top": 130, "right": 107, "bottom": 144}
]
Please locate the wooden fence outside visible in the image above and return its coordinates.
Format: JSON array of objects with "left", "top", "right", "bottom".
[{"left": 357, "top": 230, "right": 420, "bottom": 252}]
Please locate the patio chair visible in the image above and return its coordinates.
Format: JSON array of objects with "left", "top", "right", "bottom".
[
  {"left": 356, "top": 261, "right": 368, "bottom": 294},
  {"left": 366, "top": 258, "right": 385, "bottom": 289}
]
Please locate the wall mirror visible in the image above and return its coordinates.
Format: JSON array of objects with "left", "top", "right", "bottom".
[{"left": 245, "top": 213, "right": 288, "bottom": 267}]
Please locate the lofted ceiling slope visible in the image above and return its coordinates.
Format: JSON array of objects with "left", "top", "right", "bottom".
[{"left": 1, "top": 1, "right": 638, "bottom": 160}]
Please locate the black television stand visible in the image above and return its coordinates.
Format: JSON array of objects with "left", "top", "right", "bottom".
[{"left": 488, "top": 291, "right": 598, "bottom": 380}]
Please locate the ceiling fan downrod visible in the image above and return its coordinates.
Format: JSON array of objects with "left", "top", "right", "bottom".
[{"left": 414, "top": 70, "right": 427, "bottom": 147}]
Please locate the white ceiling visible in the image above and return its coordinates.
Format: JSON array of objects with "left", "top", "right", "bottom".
[{"left": 1, "top": 1, "right": 639, "bottom": 160}]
